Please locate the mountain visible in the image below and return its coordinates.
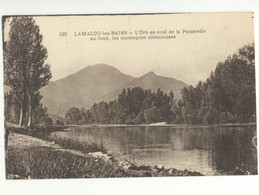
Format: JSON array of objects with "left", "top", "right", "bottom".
[
  {"left": 41, "top": 64, "right": 134, "bottom": 116},
  {"left": 124, "top": 71, "right": 187, "bottom": 99},
  {"left": 41, "top": 64, "right": 188, "bottom": 116},
  {"left": 101, "top": 71, "right": 188, "bottom": 102}
]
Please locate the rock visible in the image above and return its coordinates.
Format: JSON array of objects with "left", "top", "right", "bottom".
[
  {"left": 157, "top": 164, "right": 164, "bottom": 169},
  {"left": 167, "top": 168, "right": 173, "bottom": 175},
  {"left": 233, "top": 169, "right": 246, "bottom": 175},
  {"left": 144, "top": 172, "right": 152, "bottom": 177},
  {"left": 154, "top": 165, "right": 164, "bottom": 172},
  {"left": 89, "top": 151, "right": 112, "bottom": 161},
  {"left": 118, "top": 160, "right": 132, "bottom": 170},
  {"left": 122, "top": 164, "right": 131, "bottom": 170},
  {"left": 125, "top": 164, "right": 132, "bottom": 170},
  {"left": 128, "top": 164, "right": 140, "bottom": 171},
  {"left": 151, "top": 167, "right": 159, "bottom": 173},
  {"left": 7, "top": 174, "right": 20, "bottom": 179},
  {"left": 138, "top": 165, "right": 152, "bottom": 171},
  {"left": 107, "top": 154, "right": 114, "bottom": 162},
  {"left": 90, "top": 151, "right": 103, "bottom": 158}
]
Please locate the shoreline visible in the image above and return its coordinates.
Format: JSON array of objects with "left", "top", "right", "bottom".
[
  {"left": 67, "top": 122, "right": 257, "bottom": 129},
  {"left": 6, "top": 126, "right": 204, "bottom": 179}
]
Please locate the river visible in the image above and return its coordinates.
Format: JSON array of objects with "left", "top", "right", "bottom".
[{"left": 51, "top": 125, "right": 257, "bottom": 175}]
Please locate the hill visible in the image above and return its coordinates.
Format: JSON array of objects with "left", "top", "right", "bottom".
[{"left": 41, "top": 64, "right": 134, "bottom": 116}]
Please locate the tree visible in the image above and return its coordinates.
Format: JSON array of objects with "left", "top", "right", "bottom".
[
  {"left": 39, "top": 116, "right": 53, "bottom": 126},
  {"left": 4, "top": 16, "right": 51, "bottom": 129},
  {"left": 96, "top": 101, "right": 110, "bottom": 124},
  {"left": 65, "top": 107, "right": 82, "bottom": 124},
  {"left": 144, "top": 108, "right": 159, "bottom": 123},
  {"left": 55, "top": 120, "right": 64, "bottom": 126},
  {"left": 178, "top": 43, "right": 255, "bottom": 124}
]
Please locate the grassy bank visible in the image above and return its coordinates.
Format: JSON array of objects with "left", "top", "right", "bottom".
[
  {"left": 6, "top": 124, "right": 107, "bottom": 154},
  {"left": 7, "top": 144, "right": 128, "bottom": 179},
  {"left": 6, "top": 125, "right": 204, "bottom": 179}
]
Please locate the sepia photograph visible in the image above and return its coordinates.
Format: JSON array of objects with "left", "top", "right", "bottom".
[{"left": 2, "top": 12, "right": 257, "bottom": 180}]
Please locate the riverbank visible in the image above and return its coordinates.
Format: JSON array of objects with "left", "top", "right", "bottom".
[
  {"left": 69, "top": 122, "right": 256, "bottom": 128},
  {"left": 5, "top": 125, "right": 204, "bottom": 179}
]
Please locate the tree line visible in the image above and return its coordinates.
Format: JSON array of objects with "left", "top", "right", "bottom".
[
  {"left": 65, "top": 43, "right": 255, "bottom": 125},
  {"left": 65, "top": 87, "right": 175, "bottom": 124}
]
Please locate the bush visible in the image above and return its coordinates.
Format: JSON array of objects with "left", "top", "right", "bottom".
[
  {"left": 144, "top": 108, "right": 158, "bottom": 124},
  {"left": 202, "top": 110, "right": 216, "bottom": 124},
  {"left": 51, "top": 135, "right": 108, "bottom": 154},
  {"left": 39, "top": 116, "right": 53, "bottom": 126},
  {"left": 55, "top": 120, "right": 64, "bottom": 126},
  {"left": 133, "top": 111, "right": 145, "bottom": 124},
  {"left": 125, "top": 114, "right": 135, "bottom": 124}
]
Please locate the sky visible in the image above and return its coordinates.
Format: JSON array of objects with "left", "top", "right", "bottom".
[{"left": 4, "top": 13, "right": 254, "bottom": 85}]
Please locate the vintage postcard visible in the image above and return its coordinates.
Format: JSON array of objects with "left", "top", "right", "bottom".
[{"left": 2, "top": 13, "right": 257, "bottom": 180}]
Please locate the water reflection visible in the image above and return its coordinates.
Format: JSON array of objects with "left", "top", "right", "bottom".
[{"left": 52, "top": 125, "right": 257, "bottom": 175}]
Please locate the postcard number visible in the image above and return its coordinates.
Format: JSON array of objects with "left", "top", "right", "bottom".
[{"left": 59, "top": 32, "right": 68, "bottom": 36}]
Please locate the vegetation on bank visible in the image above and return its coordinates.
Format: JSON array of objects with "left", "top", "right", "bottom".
[
  {"left": 65, "top": 43, "right": 255, "bottom": 125},
  {"left": 7, "top": 125, "right": 107, "bottom": 154},
  {"left": 7, "top": 146, "right": 127, "bottom": 179}
]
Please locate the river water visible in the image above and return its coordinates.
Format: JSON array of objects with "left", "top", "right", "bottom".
[{"left": 51, "top": 125, "right": 257, "bottom": 175}]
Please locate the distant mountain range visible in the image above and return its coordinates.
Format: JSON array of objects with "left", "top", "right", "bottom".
[{"left": 41, "top": 64, "right": 188, "bottom": 116}]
